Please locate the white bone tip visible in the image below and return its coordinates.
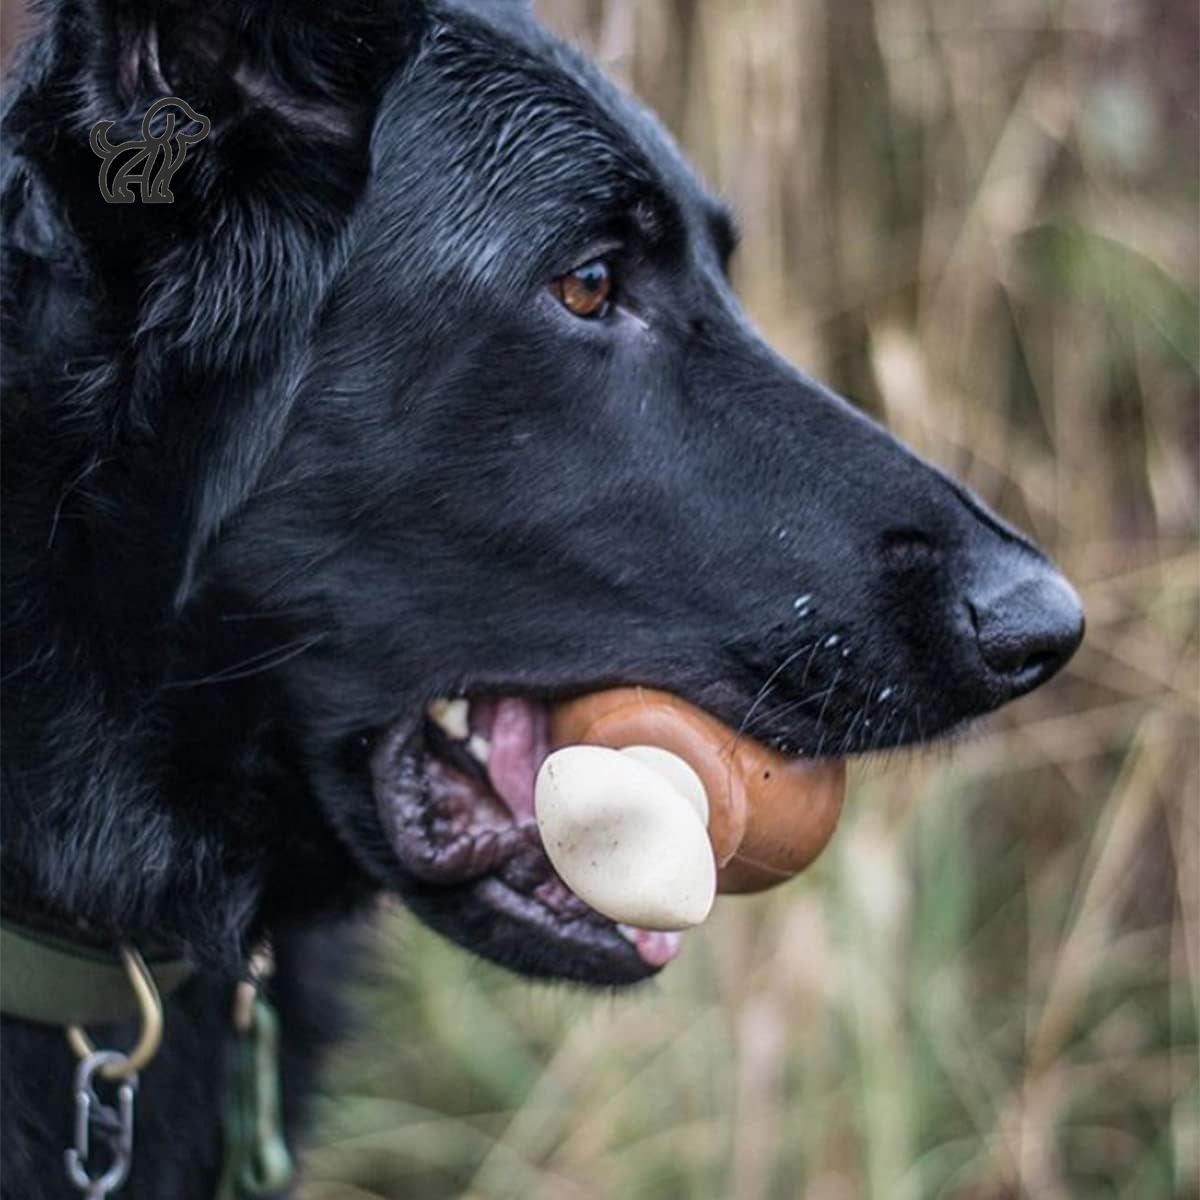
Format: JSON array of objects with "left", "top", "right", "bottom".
[{"left": 534, "top": 744, "right": 716, "bottom": 931}]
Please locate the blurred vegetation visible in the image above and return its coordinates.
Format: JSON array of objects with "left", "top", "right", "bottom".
[
  {"left": 6, "top": 0, "right": 1193, "bottom": 1194},
  {"left": 299, "top": 2, "right": 1198, "bottom": 1197}
]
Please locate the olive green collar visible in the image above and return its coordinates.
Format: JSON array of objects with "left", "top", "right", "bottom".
[
  {"left": 0, "top": 919, "right": 195, "bottom": 1027},
  {"left": 1, "top": 918, "right": 293, "bottom": 1200}
]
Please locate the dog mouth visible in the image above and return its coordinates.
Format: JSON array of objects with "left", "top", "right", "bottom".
[
  {"left": 370, "top": 696, "right": 684, "bottom": 983},
  {"left": 370, "top": 688, "right": 849, "bottom": 985}
]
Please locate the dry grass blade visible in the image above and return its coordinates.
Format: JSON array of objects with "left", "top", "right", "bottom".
[{"left": 275, "top": 1, "right": 1195, "bottom": 1197}]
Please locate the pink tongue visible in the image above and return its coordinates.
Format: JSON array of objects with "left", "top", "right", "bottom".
[
  {"left": 484, "top": 698, "right": 544, "bottom": 821},
  {"left": 483, "top": 698, "right": 684, "bottom": 970},
  {"left": 626, "top": 929, "right": 683, "bottom": 968}
]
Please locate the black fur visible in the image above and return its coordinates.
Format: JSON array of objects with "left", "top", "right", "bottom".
[{"left": 1, "top": 1, "right": 1082, "bottom": 1195}]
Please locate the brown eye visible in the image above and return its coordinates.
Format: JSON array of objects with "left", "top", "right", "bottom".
[{"left": 553, "top": 259, "right": 613, "bottom": 319}]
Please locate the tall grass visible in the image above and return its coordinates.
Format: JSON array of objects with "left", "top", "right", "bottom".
[
  {"left": 300, "top": 0, "right": 1194, "bottom": 1195},
  {"left": 0, "top": 0, "right": 1192, "bottom": 1195}
]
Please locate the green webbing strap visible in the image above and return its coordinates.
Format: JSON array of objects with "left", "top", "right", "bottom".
[
  {"left": 217, "top": 994, "right": 295, "bottom": 1199},
  {"left": 0, "top": 920, "right": 195, "bottom": 1027}
]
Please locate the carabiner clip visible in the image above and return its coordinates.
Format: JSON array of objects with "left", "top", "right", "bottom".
[{"left": 64, "top": 1050, "right": 138, "bottom": 1199}]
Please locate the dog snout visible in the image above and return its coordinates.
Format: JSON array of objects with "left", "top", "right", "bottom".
[{"left": 967, "top": 560, "right": 1084, "bottom": 697}]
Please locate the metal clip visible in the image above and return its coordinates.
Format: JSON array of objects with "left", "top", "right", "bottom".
[
  {"left": 66, "top": 945, "right": 163, "bottom": 1079},
  {"left": 64, "top": 1050, "right": 138, "bottom": 1199}
]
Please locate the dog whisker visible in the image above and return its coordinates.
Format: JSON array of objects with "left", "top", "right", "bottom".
[
  {"left": 740, "top": 681, "right": 838, "bottom": 737},
  {"left": 728, "top": 639, "right": 819, "bottom": 754},
  {"left": 163, "top": 633, "right": 329, "bottom": 688},
  {"left": 838, "top": 703, "right": 865, "bottom": 754}
]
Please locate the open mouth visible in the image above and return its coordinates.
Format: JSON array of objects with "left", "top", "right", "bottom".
[
  {"left": 370, "top": 690, "right": 846, "bottom": 984},
  {"left": 371, "top": 696, "right": 685, "bottom": 982}
]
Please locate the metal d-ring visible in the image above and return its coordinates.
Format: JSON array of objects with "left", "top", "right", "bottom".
[{"left": 65, "top": 946, "right": 164, "bottom": 1080}]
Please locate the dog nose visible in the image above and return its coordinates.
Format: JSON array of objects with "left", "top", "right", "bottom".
[{"left": 969, "top": 563, "right": 1084, "bottom": 694}]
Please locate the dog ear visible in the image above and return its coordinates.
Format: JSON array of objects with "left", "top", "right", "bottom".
[
  {"left": 85, "top": 1, "right": 424, "bottom": 139},
  {"left": 9, "top": 0, "right": 428, "bottom": 243},
  {"left": 2, "top": 2, "right": 431, "bottom": 610}
]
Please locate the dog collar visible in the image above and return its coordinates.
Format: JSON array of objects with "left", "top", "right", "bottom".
[
  {"left": 2, "top": 918, "right": 293, "bottom": 1198},
  {"left": 0, "top": 918, "right": 195, "bottom": 1027}
]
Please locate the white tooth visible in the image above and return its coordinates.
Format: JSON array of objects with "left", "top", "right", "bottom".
[
  {"left": 428, "top": 699, "right": 469, "bottom": 740},
  {"left": 467, "top": 734, "right": 491, "bottom": 764},
  {"left": 534, "top": 745, "right": 715, "bottom": 932},
  {"left": 616, "top": 923, "right": 640, "bottom": 944}
]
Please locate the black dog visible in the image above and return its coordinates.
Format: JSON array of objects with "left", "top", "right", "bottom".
[{"left": 1, "top": 1, "right": 1083, "bottom": 1195}]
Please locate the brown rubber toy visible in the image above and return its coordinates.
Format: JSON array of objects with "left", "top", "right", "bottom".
[{"left": 548, "top": 688, "right": 845, "bottom": 894}]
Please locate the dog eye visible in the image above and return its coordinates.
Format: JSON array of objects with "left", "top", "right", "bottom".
[{"left": 552, "top": 259, "right": 613, "bottom": 319}]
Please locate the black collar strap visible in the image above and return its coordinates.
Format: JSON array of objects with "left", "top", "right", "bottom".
[{"left": 0, "top": 919, "right": 195, "bottom": 1027}]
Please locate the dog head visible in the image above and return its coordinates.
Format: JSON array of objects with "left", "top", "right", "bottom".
[{"left": 2, "top": 0, "right": 1082, "bottom": 982}]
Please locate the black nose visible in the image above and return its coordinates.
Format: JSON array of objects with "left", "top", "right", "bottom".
[{"left": 969, "top": 563, "right": 1084, "bottom": 694}]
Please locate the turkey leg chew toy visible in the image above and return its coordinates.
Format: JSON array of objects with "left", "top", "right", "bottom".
[{"left": 534, "top": 688, "right": 846, "bottom": 931}]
